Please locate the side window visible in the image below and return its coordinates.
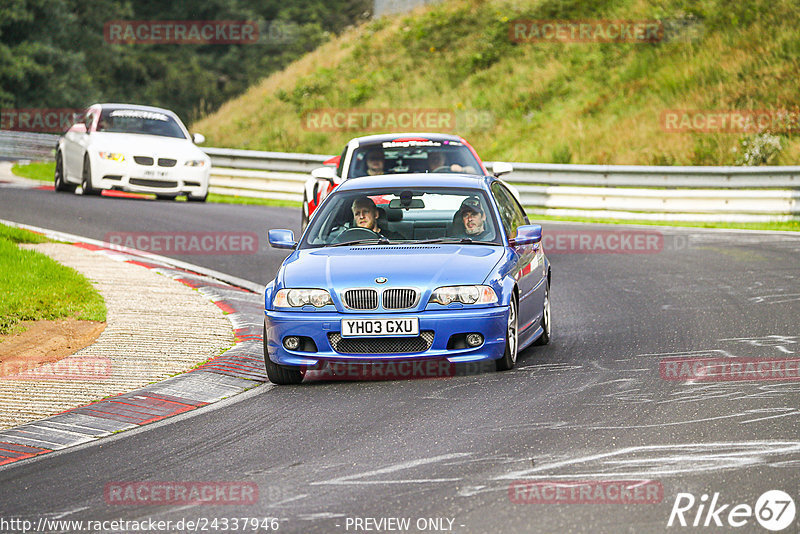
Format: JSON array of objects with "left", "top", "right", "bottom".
[
  {"left": 491, "top": 182, "right": 527, "bottom": 239},
  {"left": 336, "top": 147, "right": 347, "bottom": 177}
]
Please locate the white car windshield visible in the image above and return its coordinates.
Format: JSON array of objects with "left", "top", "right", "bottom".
[
  {"left": 348, "top": 140, "right": 482, "bottom": 178},
  {"left": 302, "top": 188, "right": 502, "bottom": 248},
  {"left": 97, "top": 108, "right": 187, "bottom": 139}
]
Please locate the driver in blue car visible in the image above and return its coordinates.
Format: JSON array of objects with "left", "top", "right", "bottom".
[
  {"left": 351, "top": 196, "right": 405, "bottom": 240},
  {"left": 455, "top": 196, "right": 493, "bottom": 241}
]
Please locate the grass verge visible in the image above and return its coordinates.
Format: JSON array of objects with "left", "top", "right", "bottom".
[
  {"left": 11, "top": 161, "right": 53, "bottom": 182},
  {"left": 0, "top": 223, "right": 106, "bottom": 336}
]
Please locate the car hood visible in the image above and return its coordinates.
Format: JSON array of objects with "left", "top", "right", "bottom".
[
  {"left": 89, "top": 133, "right": 207, "bottom": 159},
  {"left": 281, "top": 244, "right": 504, "bottom": 308}
]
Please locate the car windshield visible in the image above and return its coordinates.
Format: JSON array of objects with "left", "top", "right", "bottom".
[
  {"left": 301, "top": 188, "right": 502, "bottom": 248},
  {"left": 97, "top": 108, "right": 187, "bottom": 139},
  {"left": 348, "top": 139, "right": 482, "bottom": 178}
]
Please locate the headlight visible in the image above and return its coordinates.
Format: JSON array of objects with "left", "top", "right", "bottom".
[
  {"left": 429, "top": 285, "right": 498, "bottom": 305},
  {"left": 274, "top": 288, "right": 333, "bottom": 308},
  {"left": 99, "top": 152, "right": 125, "bottom": 162},
  {"left": 184, "top": 159, "right": 206, "bottom": 167}
]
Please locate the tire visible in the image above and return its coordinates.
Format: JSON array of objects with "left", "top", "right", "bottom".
[
  {"left": 301, "top": 194, "right": 309, "bottom": 231},
  {"left": 81, "top": 155, "right": 101, "bottom": 196},
  {"left": 156, "top": 194, "right": 177, "bottom": 201},
  {"left": 496, "top": 297, "right": 519, "bottom": 371},
  {"left": 187, "top": 190, "right": 208, "bottom": 202},
  {"left": 263, "top": 326, "right": 305, "bottom": 385},
  {"left": 54, "top": 151, "right": 76, "bottom": 193},
  {"left": 534, "top": 281, "right": 551, "bottom": 346}
]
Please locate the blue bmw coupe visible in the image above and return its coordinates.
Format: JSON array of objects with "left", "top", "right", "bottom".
[{"left": 264, "top": 171, "right": 551, "bottom": 385}]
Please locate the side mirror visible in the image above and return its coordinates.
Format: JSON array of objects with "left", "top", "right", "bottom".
[
  {"left": 509, "top": 224, "right": 542, "bottom": 247},
  {"left": 312, "top": 166, "right": 337, "bottom": 183},
  {"left": 268, "top": 229, "right": 296, "bottom": 249},
  {"left": 492, "top": 161, "right": 514, "bottom": 177},
  {"left": 192, "top": 133, "right": 206, "bottom": 144}
]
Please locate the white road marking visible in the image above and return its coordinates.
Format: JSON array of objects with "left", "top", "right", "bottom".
[{"left": 311, "top": 452, "right": 471, "bottom": 486}]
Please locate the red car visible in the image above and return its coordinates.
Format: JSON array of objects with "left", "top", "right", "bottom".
[{"left": 301, "top": 133, "right": 512, "bottom": 229}]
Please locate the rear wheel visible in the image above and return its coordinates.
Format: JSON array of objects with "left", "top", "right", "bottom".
[
  {"left": 496, "top": 297, "right": 519, "bottom": 371},
  {"left": 81, "top": 155, "right": 101, "bottom": 196},
  {"left": 534, "top": 282, "right": 551, "bottom": 346},
  {"left": 54, "top": 151, "right": 76, "bottom": 193},
  {"left": 263, "top": 326, "right": 305, "bottom": 385}
]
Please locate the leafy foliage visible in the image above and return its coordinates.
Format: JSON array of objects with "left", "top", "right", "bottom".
[{"left": 0, "top": 0, "right": 371, "bottom": 124}]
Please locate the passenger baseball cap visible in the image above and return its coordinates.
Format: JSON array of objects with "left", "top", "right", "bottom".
[{"left": 459, "top": 196, "right": 483, "bottom": 215}]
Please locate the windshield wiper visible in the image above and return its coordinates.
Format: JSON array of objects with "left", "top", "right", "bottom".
[
  {"left": 413, "top": 237, "right": 498, "bottom": 245},
  {"left": 328, "top": 237, "right": 392, "bottom": 247}
]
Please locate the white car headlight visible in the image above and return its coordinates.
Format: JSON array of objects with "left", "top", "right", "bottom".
[
  {"left": 99, "top": 152, "right": 125, "bottom": 162},
  {"left": 184, "top": 159, "right": 206, "bottom": 167},
  {"left": 274, "top": 288, "right": 333, "bottom": 308},
  {"left": 429, "top": 285, "right": 498, "bottom": 305}
]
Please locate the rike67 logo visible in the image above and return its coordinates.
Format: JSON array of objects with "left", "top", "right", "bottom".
[{"left": 668, "top": 490, "right": 796, "bottom": 531}]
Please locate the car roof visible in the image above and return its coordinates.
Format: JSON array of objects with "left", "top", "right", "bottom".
[
  {"left": 336, "top": 172, "right": 493, "bottom": 192},
  {"left": 350, "top": 133, "right": 468, "bottom": 146},
  {"left": 92, "top": 103, "right": 180, "bottom": 117}
]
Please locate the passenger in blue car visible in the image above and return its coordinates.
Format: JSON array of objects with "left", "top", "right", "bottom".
[
  {"left": 454, "top": 196, "right": 494, "bottom": 241},
  {"left": 351, "top": 196, "right": 405, "bottom": 240}
]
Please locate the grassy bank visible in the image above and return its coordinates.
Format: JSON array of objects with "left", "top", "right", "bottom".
[
  {"left": 193, "top": 0, "right": 800, "bottom": 166},
  {"left": 0, "top": 224, "right": 106, "bottom": 335}
]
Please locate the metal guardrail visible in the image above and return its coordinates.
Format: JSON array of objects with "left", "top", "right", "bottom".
[
  {"left": 204, "top": 148, "right": 799, "bottom": 222},
  {"left": 2, "top": 131, "right": 797, "bottom": 222},
  {"left": 0, "top": 131, "right": 58, "bottom": 161}
]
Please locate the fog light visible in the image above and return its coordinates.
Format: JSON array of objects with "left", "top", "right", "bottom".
[
  {"left": 466, "top": 333, "right": 483, "bottom": 347},
  {"left": 283, "top": 336, "right": 301, "bottom": 350}
]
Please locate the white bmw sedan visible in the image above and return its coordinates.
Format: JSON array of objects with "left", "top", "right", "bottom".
[{"left": 55, "top": 103, "right": 211, "bottom": 201}]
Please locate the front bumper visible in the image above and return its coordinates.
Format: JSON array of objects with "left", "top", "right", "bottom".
[
  {"left": 264, "top": 306, "right": 509, "bottom": 367},
  {"left": 92, "top": 158, "right": 209, "bottom": 196}
]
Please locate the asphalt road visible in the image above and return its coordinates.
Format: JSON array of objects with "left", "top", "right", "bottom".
[{"left": 2, "top": 186, "right": 800, "bottom": 533}]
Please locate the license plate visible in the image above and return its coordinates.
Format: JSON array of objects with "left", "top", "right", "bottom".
[
  {"left": 143, "top": 169, "right": 170, "bottom": 178},
  {"left": 341, "top": 318, "right": 419, "bottom": 337}
]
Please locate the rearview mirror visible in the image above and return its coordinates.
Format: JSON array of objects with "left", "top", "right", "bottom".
[
  {"left": 268, "top": 229, "right": 296, "bottom": 249},
  {"left": 312, "top": 166, "right": 337, "bottom": 183},
  {"left": 388, "top": 198, "right": 425, "bottom": 210},
  {"left": 509, "top": 224, "right": 542, "bottom": 247}
]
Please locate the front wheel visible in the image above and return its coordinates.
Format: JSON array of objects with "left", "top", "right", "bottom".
[
  {"left": 263, "top": 326, "right": 305, "bottom": 385},
  {"left": 186, "top": 190, "right": 208, "bottom": 202},
  {"left": 54, "top": 151, "right": 76, "bottom": 193},
  {"left": 81, "top": 156, "right": 101, "bottom": 196},
  {"left": 496, "top": 298, "right": 519, "bottom": 371},
  {"left": 534, "top": 282, "right": 551, "bottom": 346}
]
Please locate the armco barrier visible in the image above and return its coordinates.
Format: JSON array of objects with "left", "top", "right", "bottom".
[{"left": 2, "top": 130, "right": 797, "bottom": 222}]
